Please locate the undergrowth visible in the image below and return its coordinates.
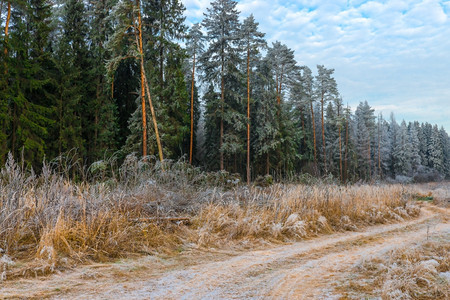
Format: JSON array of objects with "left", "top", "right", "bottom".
[
  {"left": 0, "top": 153, "right": 421, "bottom": 280},
  {"left": 341, "top": 233, "right": 449, "bottom": 299}
]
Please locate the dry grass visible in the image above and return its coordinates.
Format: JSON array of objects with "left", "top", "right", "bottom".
[
  {"left": 413, "top": 182, "right": 450, "bottom": 208},
  {"left": 0, "top": 153, "right": 422, "bottom": 280},
  {"left": 195, "top": 184, "right": 420, "bottom": 246},
  {"left": 341, "top": 233, "right": 449, "bottom": 299}
]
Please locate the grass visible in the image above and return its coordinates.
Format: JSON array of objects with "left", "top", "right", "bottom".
[
  {"left": 0, "top": 153, "right": 422, "bottom": 280},
  {"left": 339, "top": 233, "right": 449, "bottom": 299}
]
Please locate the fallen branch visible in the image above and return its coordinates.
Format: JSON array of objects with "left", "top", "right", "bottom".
[{"left": 131, "top": 217, "right": 190, "bottom": 224}]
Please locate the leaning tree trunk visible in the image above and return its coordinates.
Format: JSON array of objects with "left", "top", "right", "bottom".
[
  {"left": 136, "top": 0, "right": 164, "bottom": 165},
  {"left": 135, "top": 0, "right": 147, "bottom": 157}
]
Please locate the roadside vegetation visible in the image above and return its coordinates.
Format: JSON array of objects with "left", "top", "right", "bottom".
[
  {"left": 338, "top": 233, "right": 449, "bottom": 299},
  {"left": 0, "top": 153, "right": 427, "bottom": 281}
]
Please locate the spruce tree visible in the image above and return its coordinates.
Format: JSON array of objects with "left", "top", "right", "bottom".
[
  {"left": 315, "top": 65, "right": 338, "bottom": 173},
  {"left": 429, "top": 124, "right": 444, "bottom": 173},
  {"left": 142, "top": 0, "right": 189, "bottom": 159},
  {"left": 394, "top": 120, "right": 412, "bottom": 176},
  {"left": 55, "top": 0, "right": 90, "bottom": 158},
  {"left": 201, "top": 0, "right": 241, "bottom": 171},
  {"left": 6, "top": 0, "right": 56, "bottom": 167}
]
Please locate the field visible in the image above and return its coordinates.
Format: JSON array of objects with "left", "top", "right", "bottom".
[{"left": 0, "top": 155, "right": 449, "bottom": 299}]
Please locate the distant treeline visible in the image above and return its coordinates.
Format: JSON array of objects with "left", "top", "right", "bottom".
[{"left": 0, "top": 0, "right": 449, "bottom": 182}]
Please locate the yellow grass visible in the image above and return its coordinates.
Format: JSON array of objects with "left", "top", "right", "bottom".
[{"left": 0, "top": 154, "right": 422, "bottom": 280}]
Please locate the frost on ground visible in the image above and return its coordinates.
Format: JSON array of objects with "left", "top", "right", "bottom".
[
  {"left": 337, "top": 231, "right": 449, "bottom": 299},
  {"left": 0, "top": 203, "right": 448, "bottom": 300}
]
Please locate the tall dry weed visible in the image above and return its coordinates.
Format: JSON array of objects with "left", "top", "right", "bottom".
[{"left": 0, "top": 153, "right": 422, "bottom": 279}]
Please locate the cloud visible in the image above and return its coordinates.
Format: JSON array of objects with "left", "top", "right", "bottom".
[{"left": 182, "top": 0, "right": 450, "bottom": 131}]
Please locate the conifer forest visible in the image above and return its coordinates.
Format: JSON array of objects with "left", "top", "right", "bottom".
[
  {"left": 1, "top": 1, "right": 450, "bottom": 298},
  {"left": 0, "top": 0, "right": 449, "bottom": 183}
]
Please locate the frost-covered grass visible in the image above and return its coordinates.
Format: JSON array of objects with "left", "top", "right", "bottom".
[
  {"left": 341, "top": 233, "right": 449, "bottom": 299},
  {"left": 195, "top": 184, "right": 420, "bottom": 246},
  {"left": 0, "top": 154, "right": 421, "bottom": 280}
]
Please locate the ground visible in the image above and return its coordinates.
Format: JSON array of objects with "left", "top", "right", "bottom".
[{"left": 0, "top": 199, "right": 448, "bottom": 300}]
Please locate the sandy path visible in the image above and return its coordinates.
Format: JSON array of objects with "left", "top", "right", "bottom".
[{"left": 1, "top": 204, "right": 448, "bottom": 300}]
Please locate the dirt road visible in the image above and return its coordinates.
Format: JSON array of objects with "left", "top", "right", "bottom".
[{"left": 1, "top": 203, "right": 448, "bottom": 299}]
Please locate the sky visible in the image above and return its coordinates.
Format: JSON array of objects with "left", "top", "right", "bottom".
[{"left": 181, "top": 0, "right": 450, "bottom": 131}]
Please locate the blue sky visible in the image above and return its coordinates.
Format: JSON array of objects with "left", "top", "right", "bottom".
[{"left": 182, "top": 0, "right": 450, "bottom": 131}]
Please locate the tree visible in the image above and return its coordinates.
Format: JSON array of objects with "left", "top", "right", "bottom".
[
  {"left": 107, "top": 0, "right": 163, "bottom": 163},
  {"left": 201, "top": 0, "right": 241, "bottom": 170},
  {"left": 429, "top": 124, "right": 443, "bottom": 173},
  {"left": 253, "top": 59, "right": 278, "bottom": 175},
  {"left": 0, "top": 1, "right": 11, "bottom": 163},
  {"left": 408, "top": 122, "right": 421, "bottom": 173},
  {"left": 55, "top": 0, "right": 90, "bottom": 158},
  {"left": 266, "top": 41, "right": 296, "bottom": 108},
  {"left": 394, "top": 120, "right": 412, "bottom": 176},
  {"left": 240, "top": 14, "right": 265, "bottom": 184},
  {"left": 86, "top": 0, "right": 119, "bottom": 161},
  {"left": 142, "top": 0, "right": 189, "bottom": 160},
  {"left": 186, "top": 23, "right": 204, "bottom": 164},
  {"left": 265, "top": 42, "right": 297, "bottom": 175},
  {"left": 5, "top": 0, "right": 56, "bottom": 167},
  {"left": 300, "top": 66, "right": 318, "bottom": 173},
  {"left": 439, "top": 127, "right": 450, "bottom": 177},
  {"left": 315, "top": 65, "right": 338, "bottom": 173},
  {"left": 354, "top": 101, "right": 376, "bottom": 180}
]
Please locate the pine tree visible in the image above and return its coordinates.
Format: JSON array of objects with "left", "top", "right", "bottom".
[
  {"left": 265, "top": 42, "right": 297, "bottom": 175},
  {"left": 240, "top": 14, "right": 265, "bottom": 183},
  {"left": 107, "top": 0, "right": 163, "bottom": 162},
  {"left": 266, "top": 41, "right": 297, "bottom": 107},
  {"left": 142, "top": 0, "right": 188, "bottom": 160},
  {"left": 186, "top": 23, "right": 204, "bottom": 164}
]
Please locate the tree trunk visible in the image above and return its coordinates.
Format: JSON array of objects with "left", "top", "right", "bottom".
[
  {"left": 4, "top": 1, "right": 11, "bottom": 65},
  {"left": 220, "top": 56, "right": 224, "bottom": 171},
  {"left": 136, "top": 0, "right": 147, "bottom": 158},
  {"left": 339, "top": 125, "right": 342, "bottom": 182},
  {"left": 321, "top": 92, "right": 327, "bottom": 172},
  {"left": 246, "top": 48, "right": 251, "bottom": 184},
  {"left": 136, "top": 0, "right": 164, "bottom": 165},
  {"left": 299, "top": 106, "right": 306, "bottom": 153},
  {"left": 143, "top": 71, "right": 164, "bottom": 165},
  {"left": 344, "top": 112, "right": 349, "bottom": 183},
  {"left": 368, "top": 138, "right": 371, "bottom": 181},
  {"left": 378, "top": 115, "right": 381, "bottom": 178},
  {"left": 189, "top": 51, "right": 195, "bottom": 164},
  {"left": 310, "top": 101, "right": 318, "bottom": 174}
]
